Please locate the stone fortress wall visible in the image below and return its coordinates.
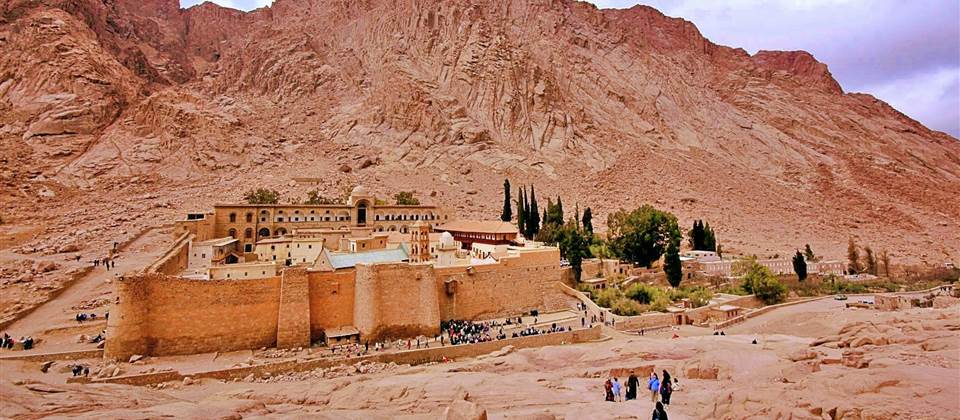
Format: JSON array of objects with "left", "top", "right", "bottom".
[{"left": 105, "top": 248, "right": 565, "bottom": 359}]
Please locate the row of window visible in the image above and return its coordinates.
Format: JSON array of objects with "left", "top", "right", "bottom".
[{"left": 228, "top": 211, "right": 438, "bottom": 223}]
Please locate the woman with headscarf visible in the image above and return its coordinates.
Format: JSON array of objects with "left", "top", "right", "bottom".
[
  {"left": 660, "top": 370, "right": 673, "bottom": 405},
  {"left": 626, "top": 372, "right": 638, "bottom": 400},
  {"left": 652, "top": 401, "right": 668, "bottom": 420},
  {"left": 604, "top": 378, "right": 615, "bottom": 402}
]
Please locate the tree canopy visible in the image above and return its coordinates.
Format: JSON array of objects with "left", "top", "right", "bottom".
[
  {"left": 737, "top": 257, "right": 787, "bottom": 304},
  {"left": 305, "top": 190, "right": 343, "bottom": 205},
  {"left": 582, "top": 207, "right": 593, "bottom": 234},
  {"left": 394, "top": 191, "right": 420, "bottom": 205},
  {"left": 244, "top": 188, "right": 280, "bottom": 204},
  {"left": 688, "top": 219, "right": 717, "bottom": 251},
  {"left": 606, "top": 205, "right": 681, "bottom": 268},
  {"left": 663, "top": 238, "right": 683, "bottom": 287}
]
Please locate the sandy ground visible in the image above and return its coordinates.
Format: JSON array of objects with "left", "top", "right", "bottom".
[{"left": 1, "top": 298, "right": 957, "bottom": 420}]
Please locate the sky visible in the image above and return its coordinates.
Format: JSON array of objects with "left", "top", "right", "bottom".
[{"left": 181, "top": 0, "right": 959, "bottom": 137}]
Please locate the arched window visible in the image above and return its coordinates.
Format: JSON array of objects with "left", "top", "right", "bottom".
[
  {"left": 245, "top": 213, "right": 253, "bottom": 223},
  {"left": 244, "top": 228, "right": 253, "bottom": 239},
  {"left": 229, "top": 213, "right": 237, "bottom": 223},
  {"left": 228, "top": 228, "right": 237, "bottom": 238},
  {"left": 277, "top": 228, "right": 287, "bottom": 236},
  {"left": 258, "top": 228, "right": 271, "bottom": 238}
]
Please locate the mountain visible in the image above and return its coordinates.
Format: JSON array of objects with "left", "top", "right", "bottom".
[{"left": 1, "top": 0, "right": 958, "bottom": 262}]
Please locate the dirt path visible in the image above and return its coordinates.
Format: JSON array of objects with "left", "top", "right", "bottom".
[{"left": 2, "top": 228, "right": 172, "bottom": 352}]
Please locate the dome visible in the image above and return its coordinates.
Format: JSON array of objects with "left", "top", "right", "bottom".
[
  {"left": 440, "top": 232, "right": 456, "bottom": 249},
  {"left": 351, "top": 185, "right": 369, "bottom": 196}
]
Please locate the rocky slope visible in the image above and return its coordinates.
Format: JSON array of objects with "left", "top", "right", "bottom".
[{"left": 1, "top": 0, "right": 959, "bottom": 264}]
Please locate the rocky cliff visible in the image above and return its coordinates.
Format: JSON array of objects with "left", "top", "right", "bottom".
[{"left": 1, "top": 0, "right": 958, "bottom": 262}]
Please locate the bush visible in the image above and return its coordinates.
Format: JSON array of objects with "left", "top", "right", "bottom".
[
  {"left": 667, "top": 288, "right": 690, "bottom": 302},
  {"left": 719, "top": 285, "right": 749, "bottom": 296},
  {"left": 244, "top": 188, "right": 280, "bottom": 204},
  {"left": 649, "top": 294, "right": 672, "bottom": 312},
  {"left": 739, "top": 258, "right": 787, "bottom": 304},
  {"left": 611, "top": 298, "right": 646, "bottom": 316},
  {"left": 688, "top": 288, "right": 714, "bottom": 308},
  {"left": 394, "top": 191, "right": 420, "bottom": 205},
  {"left": 624, "top": 283, "right": 663, "bottom": 304},
  {"left": 593, "top": 287, "right": 623, "bottom": 308}
]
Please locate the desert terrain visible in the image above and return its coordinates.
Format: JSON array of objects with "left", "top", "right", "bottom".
[{"left": 2, "top": 297, "right": 958, "bottom": 419}]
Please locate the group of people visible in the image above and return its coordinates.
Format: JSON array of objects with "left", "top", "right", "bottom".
[
  {"left": 71, "top": 365, "right": 90, "bottom": 377},
  {"left": 442, "top": 319, "right": 497, "bottom": 345},
  {"left": 75, "top": 312, "right": 106, "bottom": 323},
  {"left": 603, "top": 369, "right": 679, "bottom": 418},
  {"left": 92, "top": 257, "right": 115, "bottom": 270},
  {"left": 0, "top": 333, "right": 33, "bottom": 350}
]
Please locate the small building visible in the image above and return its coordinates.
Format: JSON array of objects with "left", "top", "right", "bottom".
[
  {"left": 323, "top": 326, "right": 360, "bottom": 347},
  {"left": 188, "top": 237, "right": 239, "bottom": 273},
  {"left": 580, "top": 277, "right": 608, "bottom": 291},
  {"left": 434, "top": 220, "right": 519, "bottom": 249},
  {"left": 208, "top": 261, "right": 278, "bottom": 280},
  {"left": 710, "top": 304, "right": 743, "bottom": 321},
  {"left": 681, "top": 250, "right": 720, "bottom": 263}
]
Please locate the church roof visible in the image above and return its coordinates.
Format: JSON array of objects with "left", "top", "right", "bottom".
[
  {"left": 435, "top": 220, "right": 518, "bottom": 234},
  {"left": 326, "top": 246, "right": 409, "bottom": 269}
]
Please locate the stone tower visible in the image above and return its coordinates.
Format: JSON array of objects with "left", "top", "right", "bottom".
[{"left": 410, "top": 221, "right": 431, "bottom": 263}]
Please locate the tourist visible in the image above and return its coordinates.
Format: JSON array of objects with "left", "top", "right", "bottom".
[
  {"left": 720, "top": 331, "right": 725, "bottom": 336},
  {"left": 603, "top": 378, "right": 614, "bottom": 402},
  {"left": 93, "top": 258, "right": 99, "bottom": 267},
  {"left": 640, "top": 328, "right": 645, "bottom": 336},
  {"left": 104, "top": 258, "right": 110, "bottom": 271},
  {"left": 752, "top": 338, "right": 757, "bottom": 344},
  {"left": 648, "top": 372, "right": 660, "bottom": 402},
  {"left": 75, "top": 255, "right": 81, "bottom": 262},
  {"left": 660, "top": 370, "right": 672, "bottom": 405},
  {"left": 626, "top": 372, "right": 638, "bottom": 400},
  {"left": 612, "top": 377, "right": 622, "bottom": 402},
  {"left": 83, "top": 366, "right": 89, "bottom": 376},
  {"left": 72, "top": 365, "right": 83, "bottom": 376},
  {"left": 652, "top": 401, "right": 669, "bottom": 420},
  {"left": 672, "top": 378, "right": 681, "bottom": 392}
]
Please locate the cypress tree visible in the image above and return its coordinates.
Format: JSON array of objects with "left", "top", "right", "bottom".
[
  {"left": 847, "top": 238, "right": 861, "bottom": 274},
  {"left": 664, "top": 238, "right": 682, "bottom": 287},
  {"left": 517, "top": 187, "right": 526, "bottom": 235},
  {"left": 529, "top": 185, "right": 540, "bottom": 236},
  {"left": 543, "top": 198, "right": 554, "bottom": 226},
  {"left": 703, "top": 222, "right": 716, "bottom": 252},
  {"left": 501, "top": 179, "right": 512, "bottom": 222},
  {"left": 793, "top": 250, "right": 808, "bottom": 281},
  {"left": 555, "top": 195, "right": 563, "bottom": 225},
  {"left": 582, "top": 207, "right": 593, "bottom": 234}
]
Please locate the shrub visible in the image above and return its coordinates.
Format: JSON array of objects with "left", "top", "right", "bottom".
[
  {"left": 244, "top": 188, "right": 280, "bottom": 204},
  {"left": 611, "top": 298, "right": 645, "bottom": 316},
  {"left": 688, "top": 288, "right": 714, "bottom": 308},
  {"left": 739, "top": 258, "right": 787, "bottom": 304},
  {"left": 394, "top": 191, "right": 420, "bottom": 205},
  {"left": 649, "top": 294, "right": 672, "bottom": 312},
  {"left": 624, "top": 283, "right": 663, "bottom": 304},
  {"left": 594, "top": 287, "right": 623, "bottom": 308}
]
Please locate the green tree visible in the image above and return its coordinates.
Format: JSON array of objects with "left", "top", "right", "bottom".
[
  {"left": 554, "top": 196, "right": 564, "bottom": 225},
  {"left": 688, "top": 287, "right": 714, "bottom": 308},
  {"left": 624, "top": 283, "right": 664, "bottom": 304},
  {"left": 865, "top": 246, "right": 877, "bottom": 275},
  {"left": 517, "top": 187, "right": 526, "bottom": 235},
  {"left": 244, "top": 188, "right": 280, "bottom": 204},
  {"left": 561, "top": 221, "right": 593, "bottom": 282},
  {"left": 847, "top": 238, "right": 861, "bottom": 274},
  {"left": 804, "top": 244, "right": 816, "bottom": 262},
  {"left": 792, "top": 250, "right": 808, "bottom": 281},
  {"left": 664, "top": 238, "right": 683, "bottom": 287},
  {"left": 394, "top": 191, "right": 420, "bottom": 205},
  {"left": 543, "top": 198, "right": 554, "bottom": 226},
  {"left": 305, "top": 190, "right": 343, "bottom": 205},
  {"left": 738, "top": 258, "right": 787, "bottom": 304},
  {"left": 582, "top": 207, "right": 594, "bottom": 234},
  {"left": 703, "top": 222, "right": 717, "bottom": 252},
  {"left": 528, "top": 185, "right": 540, "bottom": 237},
  {"left": 501, "top": 179, "right": 512, "bottom": 222},
  {"left": 688, "top": 220, "right": 704, "bottom": 250},
  {"left": 606, "top": 205, "right": 681, "bottom": 268}
]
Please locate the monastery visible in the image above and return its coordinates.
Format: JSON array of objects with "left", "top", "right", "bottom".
[{"left": 105, "top": 187, "right": 567, "bottom": 359}]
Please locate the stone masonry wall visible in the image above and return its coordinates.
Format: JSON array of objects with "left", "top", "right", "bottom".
[
  {"left": 307, "top": 270, "right": 356, "bottom": 341},
  {"left": 354, "top": 263, "right": 440, "bottom": 341},
  {"left": 105, "top": 274, "right": 282, "bottom": 360},
  {"left": 276, "top": 269, "right": 311, "bottom": 349}
]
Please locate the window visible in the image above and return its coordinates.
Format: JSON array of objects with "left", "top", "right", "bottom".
[
  {"left": 246, "top": 213, "right": 253, "bottom": 223},
  {"left": 229, "top": 213, "right": 237, "bottom": 222},
  {"left": 228, "top": 228, "right": 237, "bottom": 238},
  {"left": 277, "top": 217, "right": 284, "bottom": 222},
  {"left": 244, "top": 228, "right": 253, "bottom": 239}
]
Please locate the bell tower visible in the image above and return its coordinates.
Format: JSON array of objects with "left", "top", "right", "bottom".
[{"left": 410, "top": 221, "right": 432, "bottom": 263}]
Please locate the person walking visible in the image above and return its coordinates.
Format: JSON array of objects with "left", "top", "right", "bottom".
[
  {"left": 660, "top": 370, "right": 673, "bottom": 405},
  {"left": 626, "top": 372, "right": 638, "bottom": 400},
  {"left": 648, "top": 372, "right": 660, "bottom": 403},
  {"left": 603, "top": 378, "right": 615, "bottom": 402},
  {"left": 652, "top": 401, "right": 669, "bottom": 420},
  {"left": 612, "top": 377, "right": 622, "bottom": 402}
]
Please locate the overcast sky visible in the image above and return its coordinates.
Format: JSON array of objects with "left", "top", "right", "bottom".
[{"left": 182, "top": 0, "right": 959, "bottom": 137}]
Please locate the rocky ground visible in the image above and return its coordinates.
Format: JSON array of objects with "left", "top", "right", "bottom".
[{"left": 1, "top": 298, "right": 957, "bottom": 419}]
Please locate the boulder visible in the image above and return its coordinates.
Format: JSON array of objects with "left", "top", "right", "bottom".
[
  {"left": 786, "top": 349, "right": 818, "bottom": 362},
  {"left": 443, "top": 399, "right": 488, "bottom": 420},
  {"left": 128, "top": 354, "right": 145, "bottom": 363},
  {"left": 40, "top": 361, "right": 55, "bottom": 373}
]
